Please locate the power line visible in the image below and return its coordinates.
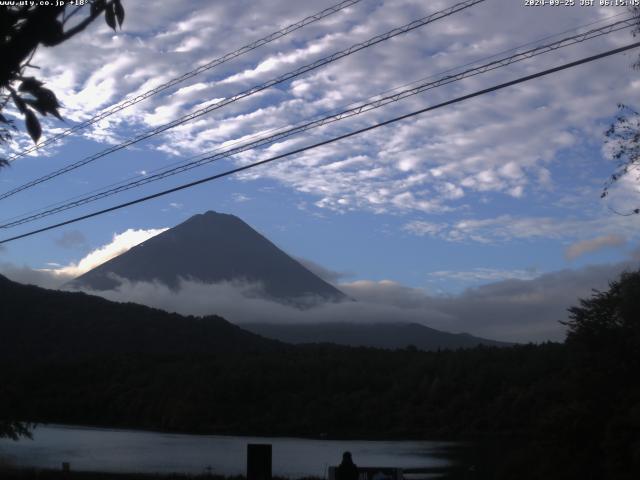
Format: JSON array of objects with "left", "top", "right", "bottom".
[
  {"left": 1, "top": 16, "right": 634, "bottom": 230},
  {"left": 6, "top": 0, "right": 365, "bottom": 162},
  {"left": 8, "top": 8, "right": 627, "bottom": 229},
  {"left": 5, "top": 10, "right": 629, "bottom": 227},
  {"left": 381, "top": 10, "right": 631, "bottom": 95},
  {"left": 0, "top": 0, "right": 485, "bottom": 202},
  {"left": 1, "top": 41, "right": 638, "bottom": 245}
]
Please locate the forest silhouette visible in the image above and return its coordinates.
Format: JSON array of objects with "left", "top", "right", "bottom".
[{"left": 1, "top": 270, "right": 639, "bottom": 479}]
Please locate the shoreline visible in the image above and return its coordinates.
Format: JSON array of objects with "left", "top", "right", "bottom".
[
  {"left": 0, "top": 467, "right": 297, "bottom": 480},
  {"left": 0, "top": 424, "right": 465, "bottom": 479},
  {"left": 13, "top": 422, "right": 468, "bottom": 443}
]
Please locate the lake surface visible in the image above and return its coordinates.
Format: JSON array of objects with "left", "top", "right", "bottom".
[{"left": 0, "top": 425, "right": 457, "bottom": 477}]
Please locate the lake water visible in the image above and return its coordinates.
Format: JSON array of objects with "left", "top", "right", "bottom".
[{"left": 0, "top": 425, "right": 457, "bottom": 477}]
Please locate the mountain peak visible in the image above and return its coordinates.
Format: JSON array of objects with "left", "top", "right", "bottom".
[
  {"left": 193, "top": 210, "right": 234, "bottom": 220},
  {"left": 68, "top": 211, "right": 346, "bottom": 304}
]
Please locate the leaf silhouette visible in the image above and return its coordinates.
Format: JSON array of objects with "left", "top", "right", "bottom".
[
  {"left": 114, "top": 0, "right": 125, "bottom": 27},
  {"left": 11, "top": 92, "right": 27, "bottom": 114},
  {"left": 105, "top": 3, "right": 116, "bottom": 31},
  {"left": 91, "top": 0, "right": 106, "bottom": 16},
  {"left": 25, "top": 109, "right": 42, "bottom": 143},
  {"left": 34, "top": 87, "right": 62, "bottom": 119},
  {"left": 40, "top": 20, "right": 63, "bottom": 46},
  {"left": 18, "top": 77, "right": 44, "bottom": 93}
]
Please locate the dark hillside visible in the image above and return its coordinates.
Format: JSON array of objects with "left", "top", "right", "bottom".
[
  {"left": 2, "top": 271, "right": 640, "bottom": 479},
  {"left": 0, "top": 274, "right": 283, "bottom": 362}
]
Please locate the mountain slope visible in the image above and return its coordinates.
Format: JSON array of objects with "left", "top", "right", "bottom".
[
  {"left": 242, "top": 322, "right": 512, "bottom": 350},
  {"left": 68, "top": 211, "right": 345, "bottom": 303},
  {"left": 0, "top": 274, "right": 283, "bottom": 362}
]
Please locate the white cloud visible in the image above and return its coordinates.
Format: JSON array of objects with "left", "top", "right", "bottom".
[
  {"left": 45, "top": 228, "right": 167, "bottom": 279},
  {"left": 68, "top": 258, "right": 638, "bottom": 343},
  {"left": 8, "top": 0, "right": 638, "bottom": 248},
  {"left": 220, "top": 34, "right": 338, "bottom": 84},
  {"left": 3, "top": 239, "right": 639, "bottom": 343}
]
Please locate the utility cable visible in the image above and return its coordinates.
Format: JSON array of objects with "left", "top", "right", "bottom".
[
  {"left": 6, "top": 0, "right": 365, "bottom": 162},
  {"left": 0, "top": 0, "right": 485, "bottom": 201},
  {"left": 0, "top": 16, "right": 634, "bottom": 229},
  {"left": 1, "top": 40, "right": 638, "bottom": 245}
]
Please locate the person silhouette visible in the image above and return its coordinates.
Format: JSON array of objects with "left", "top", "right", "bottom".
[{"left": 337, "top": 451, "right": 359, "bottom": 480}]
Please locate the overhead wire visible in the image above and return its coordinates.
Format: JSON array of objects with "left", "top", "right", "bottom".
[
  {"left": 0, "top": 15, "right": 635, "bottom": 229},
  {"left": 1, "top": 40, "right": 638, "bottom": 245},
  {"left": 0, "top": 0, "right": 486, "bottom": 201},
  {"left": 13, "top": 8, "right": 629, "bottom": 208},
  {"left": 6, "top": 0, "right": 365, "bottom": 162},
  {"left": 7, "top": 9, "right": 628, "bottom": 225}
]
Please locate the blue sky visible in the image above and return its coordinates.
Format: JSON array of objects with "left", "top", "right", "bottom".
[{"left": 1, "top": 0, "right": 640, "bottom": 341}]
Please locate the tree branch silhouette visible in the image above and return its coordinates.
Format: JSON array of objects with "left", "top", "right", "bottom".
[
  {"left": 0, "top": 1, "right": 125, "bottom": 167},
  {"left": 0, "top": 1, "right": 125, "bottom": 440},
  {"left": 602, "top": 6, "right": 640, "bottom": 214}
]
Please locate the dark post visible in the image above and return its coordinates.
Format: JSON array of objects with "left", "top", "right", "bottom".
[{"left": 247, "top": 443, "right": 272, "bottom": 480}]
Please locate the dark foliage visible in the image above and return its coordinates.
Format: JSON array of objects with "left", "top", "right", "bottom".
[
  {"left": 602, "top": 7, "right": 640, "bottom": 213},
  {"left": 1, "top": 1, "right": 126, "bottom": 435},
  {"left": 0, "top": 274, "right": 282, "bottom": 362},
  {"left": 1, "top": 272, "right": 639, "bottom": 478},
  {"left": 603, "top": 105, "right": 640, "bottom": 214},
  {"left": 0, "top": 1, "right": 125, "bottom": 164},
  {"left": 0, "top": 420, "right": 32, "bottom": 441},
  {"left": 1, "top": 343, "right": 567, "bottom": 439},
  {"left": 561, "top": 270, "right": 640, "bottom": 480},
  {"left": 0, "top": 273, "right": 279, "bottom": 440},
  {"left": 0, "top": 469, "right": 245, "bottom": 480}
]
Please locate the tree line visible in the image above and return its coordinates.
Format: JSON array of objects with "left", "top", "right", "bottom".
[{"left": 1, "top": 270, "right": 639, "bottom": 479}]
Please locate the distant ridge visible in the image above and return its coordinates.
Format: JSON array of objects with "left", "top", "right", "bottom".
[
  {"left": 242, "top": 322, "right": 512, "bottom": 350},
  {"left": 68, "top": 211, "right": 346, "bottom": 303}
]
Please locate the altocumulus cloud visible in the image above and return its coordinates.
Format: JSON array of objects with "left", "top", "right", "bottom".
[{"left": 20, "top": 0, "right": 640, "bottom": 237}]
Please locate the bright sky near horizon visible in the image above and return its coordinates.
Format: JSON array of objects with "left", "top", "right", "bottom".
[{"left": 1, "top": 0, "right": 640, "bottom": 342}]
